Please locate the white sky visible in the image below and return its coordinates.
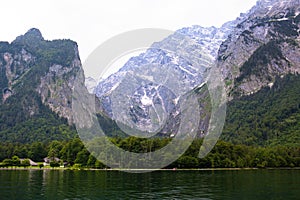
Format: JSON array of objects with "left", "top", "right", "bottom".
[{"left": 1, "top": 0, "right": 257, "bottom": 78}]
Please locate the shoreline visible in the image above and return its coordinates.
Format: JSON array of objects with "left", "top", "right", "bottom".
[{"left": 1, "top": 167, "right": 299, "bottom": 171}]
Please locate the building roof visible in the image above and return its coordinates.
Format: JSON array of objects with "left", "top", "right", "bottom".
[{"left": 20, "top": 158, "right": 38, "bottom": 166}]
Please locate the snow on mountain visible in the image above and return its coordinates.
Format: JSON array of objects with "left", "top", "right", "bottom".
[
  {"left": 218, "top": 0, "right": 300, "bottom": 96},
  {"left": 94, "top": 22, "right": 235, "bottom": 97},
  {"left": 91, "top": 22, "right": 236, "bottom": 135},
  {"left": 88, "top": 0, "right": 300, "bottom": 137}
]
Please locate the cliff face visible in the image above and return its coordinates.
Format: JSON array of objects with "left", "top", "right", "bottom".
[
  {"left": 37, "top": 46, "right": 82, "bottom": 124},
  {"left": 0, "top": 28, "right": 83, "bottom": 125},
  {"left": 217, "top": 0, "right": 300, "bottom": 96}
]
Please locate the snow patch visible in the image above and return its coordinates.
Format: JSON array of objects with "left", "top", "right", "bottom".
[
  {"left": 173, "top": 96, "right": 180, "bottom": 105},
  {"left": 107, "top": 82, "right": 121, "bottom": 95},
  {"left": 276, "top": 17, "right": 289, "bottom": 21},
  {"left": 268, "top": 82, "right": 274, "bottom": 88},
  {"left": 178, "top": 65, "right": 195, "bottom": 76},
  {"left": 141, "top": 95, "right": 152, "bottom": 106},
  {"left": 172, "top": 56, "right": 179, "bottom": 65}
]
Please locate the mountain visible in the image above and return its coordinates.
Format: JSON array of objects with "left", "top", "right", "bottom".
[
  {"left": 93, "top": 22, "right": 236, "bottom": 136},
  {"left": 0, "top": 0, "right": 299, "bottom": 147},
  {"left": 0, "top": 28, "right": 83, "bottom": 143},
  {"left": 94, "top": 23, "right": 234, "bottom": 97},
  {"left": 217, "top": 0, "right": 300, "bottom": 145},
  {"left": 93, "top": 0, "right": 300, "bottom": 145},
  {"left": 218, "top": 0, "right": 300, "bottom": 96}
]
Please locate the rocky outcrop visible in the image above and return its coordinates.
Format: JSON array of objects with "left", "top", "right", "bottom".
[
  {"left": 217, "top": 0, "right": 300, "bottom": 96},
  {"left": 0, "top": 47, "right": 35, "bottom": 103},
  {"left": 37, "top": 46, "right": 82, "bottom": 124}
]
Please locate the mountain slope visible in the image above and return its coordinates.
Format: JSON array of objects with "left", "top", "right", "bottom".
[
  {"left": 93, "top": 23, "right": 235, "bottom": 136},
  {"left": 218, "top": 0, "right": 300, "bottom": 96},
  {"left": 217, "top": 0, "right": 300, "bottom": 145},
  {"left": 222, "top": 74, "right": 300, "bottom": 146},
  {"left": 0, "top": 28, "right": 82, "bottom": 143}
]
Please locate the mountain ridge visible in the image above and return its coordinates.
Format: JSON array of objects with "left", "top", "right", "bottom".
[{"left": 0, "top": 0, "right": 299, "bottom": 146}]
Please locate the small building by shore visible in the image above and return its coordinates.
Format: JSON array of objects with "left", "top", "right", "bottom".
[
  {"left": 43, "top": 157, "right": 60, "bottom": 166},
  {"left": 20, "top": 159, "right": 38, "bottom": 166}
]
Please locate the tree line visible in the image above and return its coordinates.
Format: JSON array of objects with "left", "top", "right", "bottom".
[{"left": 0, "top": 137, "right": 299, "bottom": 169}]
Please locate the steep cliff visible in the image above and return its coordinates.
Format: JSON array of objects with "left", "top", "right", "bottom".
[{"left": 0, "top": 28, "right": 82, "bottom": 143}]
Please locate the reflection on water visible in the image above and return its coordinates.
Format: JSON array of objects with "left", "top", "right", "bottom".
[{"left": 0, "top": 169, "right": 299, "bottom": 200}]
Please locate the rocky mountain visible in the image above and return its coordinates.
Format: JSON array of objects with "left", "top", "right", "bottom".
[
  {"left": 215, "top": 0, "right": 300, "bottom": 145},
  {"left": 1, "top": 0, "right": 299, "bottom": 146},
  {"left": 93, "top": 22, "right": 236, "bottom": 136},
  {"left": 92, "top": 0, "right": 300, "bottom": 144},
  {"left": 218, "top": 0, "right": 300, "bottom": 96},
  {"left": 94, "top": 23, "right": 234, "bottom": 97},
  {"left": 0, "top": 28, "right": 82, "bottom": 143}
]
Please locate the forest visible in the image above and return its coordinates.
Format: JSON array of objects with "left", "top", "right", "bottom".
[
  {"left": 0, "top": 137, "right": 299, "bottom": 169},
  {"left": 222, "top": 74, "right": 300, "bottom": 146}
]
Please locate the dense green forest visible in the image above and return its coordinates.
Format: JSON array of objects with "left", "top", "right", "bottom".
[
  {"left": 1, "top": 138, "right": 299, "bottom": 169},
  {"left": 0, "top": 88, "right": 76, "bottom": 143},
  {"left": 222, "top": 74, "right": 300, "bottom": 146}
]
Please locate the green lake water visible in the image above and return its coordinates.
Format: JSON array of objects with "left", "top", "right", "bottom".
[{"left": 0, "top": 169, "right": 299, "bottom": 199}]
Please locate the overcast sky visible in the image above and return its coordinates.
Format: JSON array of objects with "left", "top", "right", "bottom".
[{"left": 1, "top": 0, "right": 257, "bottom": 78}]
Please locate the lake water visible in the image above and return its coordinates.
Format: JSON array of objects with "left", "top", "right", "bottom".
[{"left": 0, "top": 169, "right": 299, "bottom": 199}]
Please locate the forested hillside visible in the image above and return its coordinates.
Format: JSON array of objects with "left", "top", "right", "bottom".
[
  {"left": 0, "top": 29, "right": 79, "bottom": 143},
  {"left": 222, "top": 74, "right": 300, "bottom": 146}
]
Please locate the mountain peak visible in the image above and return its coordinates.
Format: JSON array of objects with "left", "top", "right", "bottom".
[
  {"left": 13, "top": 28, "right": 44, "bottom": 44},
  {"left": 24, "top": 28, "right": 44, "bottom": 40}
]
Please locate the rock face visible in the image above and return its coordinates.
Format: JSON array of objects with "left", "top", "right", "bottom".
[
  {"left": 85, "top": 77, "right": 97, "bottom": 93},
  {"left": 0, "top": 28, "right": 83, "bottom": 125},
  {"left": 218, "top": 0, "right": 300, "bottom": 96},
  {"left": 1, "top": 47, "right": 34, "bottom": 102},
  {"left": 95, "top": 22, "right": 236, "bottom": 97},
  {"left": 37, "top": 47, "right": 81, "bottom": 124}
]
